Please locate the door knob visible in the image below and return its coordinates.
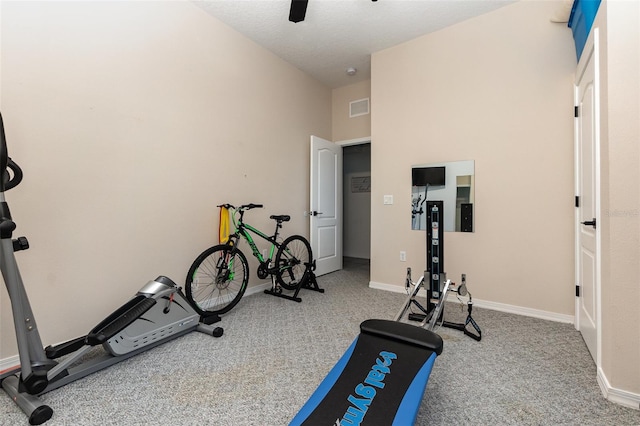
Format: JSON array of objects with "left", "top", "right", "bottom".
[{"left": 581, "top": 218, "right": 596, "bottom": 229}]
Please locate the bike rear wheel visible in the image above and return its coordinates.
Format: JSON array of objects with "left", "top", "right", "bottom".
[
  {"left": 186, "top": 244, "right": 249, "bottom": 316},
  {"left": 275, "top": 235, "right": 312, "bottom": 290}
]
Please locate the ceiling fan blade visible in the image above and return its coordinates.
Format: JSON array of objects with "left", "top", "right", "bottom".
[{"left": 289, "top": 0, "right": 308, "bottom": 23}]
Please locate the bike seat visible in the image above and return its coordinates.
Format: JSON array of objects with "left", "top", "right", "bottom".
[{"left": 270, "top": 215, "right": 290, "bottom": 222}]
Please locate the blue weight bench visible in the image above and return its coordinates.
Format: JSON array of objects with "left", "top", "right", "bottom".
[{"left": 290, "top": 319, "right": 444, "bottom": 426}]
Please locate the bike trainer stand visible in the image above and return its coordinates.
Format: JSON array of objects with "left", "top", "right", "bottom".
[{"left": 264, "top": 261, "right": 324, "bottom": 303}]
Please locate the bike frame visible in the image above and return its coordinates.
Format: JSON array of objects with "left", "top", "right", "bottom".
[{"left": 229, "top": 207, "right": 280, "bottom": 266}]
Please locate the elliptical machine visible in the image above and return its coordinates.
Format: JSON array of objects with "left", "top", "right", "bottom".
[{"left": 0, "top": 112, "right": 223, "bottom": 425}]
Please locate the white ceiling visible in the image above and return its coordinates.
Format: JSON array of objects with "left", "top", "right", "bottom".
[{"left": 194, "top": 0, "right": 521, "bottom": 89}]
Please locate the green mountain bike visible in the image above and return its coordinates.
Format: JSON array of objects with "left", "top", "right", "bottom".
[{"left": 185, "top": 203, "right": 313, "bottom": 315}]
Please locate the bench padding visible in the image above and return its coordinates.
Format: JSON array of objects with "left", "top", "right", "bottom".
[{"left": 290, "top": 319, "right": 443, "bottom": 426}]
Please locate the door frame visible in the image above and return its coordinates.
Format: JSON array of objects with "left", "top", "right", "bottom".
[
  {"left": 337, "top": 136, "right": 371, "bottom": 148},
  {"left": 574, "top": 28, "right": 601, "bottom": 365}
]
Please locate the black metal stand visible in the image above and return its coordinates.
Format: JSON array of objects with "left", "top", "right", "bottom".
[
  {"left": 264, "top": 262, "right": 324, "bottom": 303},
  {"left": 201, "top": 313, "right": 222, "bottom": 325}
]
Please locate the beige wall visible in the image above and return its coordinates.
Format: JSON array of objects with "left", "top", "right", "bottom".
[
  {"left": 0, "top": 1, "right": 331, "bottom": 358},
  {"left": 370, "top": 0, "right": 576, "bottom": 317},
  {"left": 332, "top": 79, "right": 371, "bottom": 142},
  {"left": 596, "top": 0, "right": 640, "bottom": 397}
]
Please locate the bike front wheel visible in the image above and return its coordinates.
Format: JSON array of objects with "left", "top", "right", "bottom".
[
  {"left": 186, "top": 244, "right": 249, "bottom": 316},
  {"left": 275, "top": 235, "right": 312, "bottom": 290}
]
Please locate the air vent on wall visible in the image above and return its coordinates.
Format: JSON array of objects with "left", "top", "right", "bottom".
[{"left": 349, "top": 98, "right": 370, "bottom": 118}]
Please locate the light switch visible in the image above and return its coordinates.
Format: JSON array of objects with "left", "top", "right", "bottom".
[{"left": 384, "top": 195, "right": 393, "bottom": 205}]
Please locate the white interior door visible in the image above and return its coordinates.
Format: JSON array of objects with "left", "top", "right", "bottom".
[
  {"left": 310, "top": 135, "right": 342, "bottom": 276},
  {"left": 575, "top": 30, "right": 600, "bottom": 363}
]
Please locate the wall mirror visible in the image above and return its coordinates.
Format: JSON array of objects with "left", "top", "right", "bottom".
[{"left": 411, "top": 160, "right": 474, "bottom": 232}]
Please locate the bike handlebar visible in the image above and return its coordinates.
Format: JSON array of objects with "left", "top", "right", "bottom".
[
  {"left": 244, "top": 203, "right": 263, "bottom": 210},
  {"left": 217, "top": 203, "right": 263, "bottom": 211}
]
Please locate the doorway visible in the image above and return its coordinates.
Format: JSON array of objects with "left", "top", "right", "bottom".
[{"left": 342, "top": 142, "right": 371, "bottom": 265}]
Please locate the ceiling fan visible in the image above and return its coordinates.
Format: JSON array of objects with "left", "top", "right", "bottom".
[
  {"left": 289, "top": 0, "right": 378, "bottom": 23},
  {"left": 288, "top": 0, "right": 308, "bottom": 23}
]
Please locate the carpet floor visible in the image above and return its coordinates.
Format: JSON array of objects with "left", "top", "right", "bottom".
[{"left": 2, "top": 258, "right": 639, "bottom": 425}]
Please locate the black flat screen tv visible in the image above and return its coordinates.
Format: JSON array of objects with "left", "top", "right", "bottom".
[{"left": 412, "top": 166, "right": 445, "bottom": 187}]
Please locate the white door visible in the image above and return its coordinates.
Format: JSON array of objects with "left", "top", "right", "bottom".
[
  {"left": 575, "top": 30, "right": 600, "bottom": 363},
  {"left": 310, "top": 135, "right": 342, "bottom": 276}
]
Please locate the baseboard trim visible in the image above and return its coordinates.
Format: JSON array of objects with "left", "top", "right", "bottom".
[
  {"left": 598, "top": 367, "right": 640, "bottom": 410},
  {"left": 369, "top": 281, "right": 574, "bottom": 324},
  {"left": 0, "top": 356, "right": 19, "bottom": 375},
  {"left": 245, "top": 281, "right": 272, "bottom": 296},
  {"left": 468, "top": 298, "right": 574, "bottom": 324}
]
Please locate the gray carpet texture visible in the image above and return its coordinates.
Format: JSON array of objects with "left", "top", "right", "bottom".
[{"left": 2, "top": 258, "right": 639, "bottom": 425}]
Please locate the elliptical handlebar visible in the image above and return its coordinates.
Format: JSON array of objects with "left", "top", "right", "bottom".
[
  {"left": 3, "top": 158, "right": 23, "bottom": 192},
  {"left": 0, "top": 112, "right": 24, "bottom": 193},
  {"left": 0, "top": 112, "right": 8, "bottom": 180}
]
